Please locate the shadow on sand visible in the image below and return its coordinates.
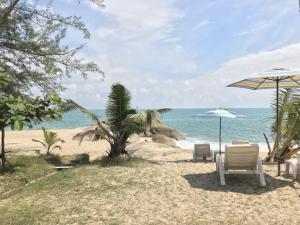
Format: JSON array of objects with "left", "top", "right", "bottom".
[{"left": 183, "top": 171, "right": 299, "bottom": 194}]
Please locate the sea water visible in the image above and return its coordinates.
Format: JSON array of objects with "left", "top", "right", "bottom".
[{"left": 29, "top": 108, "right": 274, "bottom": 151}]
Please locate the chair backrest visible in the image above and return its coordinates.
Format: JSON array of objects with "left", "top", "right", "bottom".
[
  {"left": 224, "top": 144, "right": 259, "bottom": 170},
  {"left": 232, "top": 140, "right": 250, "bottom": 145},
  {"left": 194, "top": 144, "right": 210, "bottom": 157}
]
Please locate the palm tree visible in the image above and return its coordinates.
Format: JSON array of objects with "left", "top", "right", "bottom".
[
  {"left": 32, "top": 127, "right": 65, "bottom": 155},
  {"left": 268, "top": 88, "right": 300, "bottom": 161},
  {"left": 65, "top": 83, "right": 144, "bottom": 158}
]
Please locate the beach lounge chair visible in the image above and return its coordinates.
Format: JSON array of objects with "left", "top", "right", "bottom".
[
  {"left": 193, "top": 144, "right": 213, "bottom": 162},
  {"left": 285, "top": 154, "right": 300, "bottom": 180},
  {"left": 232, "top": 140, "right": 249, "bottom": 145},
  {"left": 216, "top": 144, "right": 266, "bottom": 186}
]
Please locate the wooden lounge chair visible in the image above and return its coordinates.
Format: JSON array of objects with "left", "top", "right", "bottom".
[
  {"left": 285, "top": 154, "right": 300, "bottom": 180},
  {"left": 216, "top": 144, "right": 266, "bottom": 186},
  {"left": 193, "top": 144, "right": 213, "bottom": 162},
  {"left": 232, "top": 140, "right": 249, "bottom": 145}
]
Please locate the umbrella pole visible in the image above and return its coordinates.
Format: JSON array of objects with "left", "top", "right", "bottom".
[
  {"left": 276, "top": 79, "right": 281, "bottom": 176},
  {"left": 219, "top": 117, "right": 221, "bottom": 155}
]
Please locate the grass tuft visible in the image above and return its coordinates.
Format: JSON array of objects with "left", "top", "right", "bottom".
[
  {"left": 41, "top": 154, "right": 62, "bottom": 166},
  {"left": 94, "top": 155, "right": 147, "bottom": 167},
  {"left": 70, "top": 153, "right": 90, "bottom": 165},
  {"left": 0, "top": 155, "right": 54, "bottom": 195}
]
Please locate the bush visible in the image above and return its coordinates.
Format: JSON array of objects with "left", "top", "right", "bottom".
[
  {"left": 42, "top": 154, "right": 62, "bottom": 166},
  {"left": 70, "top": 154, "right": 90, "bottom": 165},
  {"left": 95, "top": 155, "right": 147, "bottom": 167}
]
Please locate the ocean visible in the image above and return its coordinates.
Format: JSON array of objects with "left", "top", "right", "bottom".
[{"left": 30, "top": 108, "right": 274, "bottom": 151}]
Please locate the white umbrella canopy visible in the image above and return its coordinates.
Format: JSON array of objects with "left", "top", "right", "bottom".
[
  {"left": 205, "top": 109, "right": 237, "bottom": 118},
  {"left": 205, "top": 108, "right": 237, "bottom": 154}
]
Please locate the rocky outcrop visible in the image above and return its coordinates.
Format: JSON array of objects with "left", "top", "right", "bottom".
[
  {"left": 152, "top": 134, "right": 176, "bottom": 147},
  {"left": 150, "top": 124, "right": 185, "bottom": 141}
]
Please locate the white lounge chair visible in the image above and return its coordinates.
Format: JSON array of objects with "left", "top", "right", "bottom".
[
  {"left": 193, "top": 144, "right": 214, "bottom": 162},
  {"left": 285, "top": 153, "right": 300, "bottom": 180},
  {"left": 216, "top": 144, "right": 266, "bottom": 186}
]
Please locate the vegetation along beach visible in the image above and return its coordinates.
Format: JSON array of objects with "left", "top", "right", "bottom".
[{"left": 1, "top": 1, "right": 300, "bottom": 225}]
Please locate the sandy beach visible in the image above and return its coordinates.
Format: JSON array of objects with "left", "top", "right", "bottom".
[
  {"left": 5, "top": 128, "right": 192, "bottom": 162},
  {"left": 3, "top": 128, "right": 300, "bottom": 224}
]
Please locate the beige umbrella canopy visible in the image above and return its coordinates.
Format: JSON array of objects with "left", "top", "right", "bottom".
[{"left": 227, "top": 68, "right": 300, "bottom": 175}]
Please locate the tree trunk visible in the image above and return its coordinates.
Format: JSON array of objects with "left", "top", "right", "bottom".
[
  {"left": 1, "top": 127, "right": 6, "bottom": 167},
  {"left": 108, "top": 141, "right": 127, "bottom": 158}
]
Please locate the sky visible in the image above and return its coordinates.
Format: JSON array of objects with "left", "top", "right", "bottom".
[{"left": 42, "top": 0, "right": 300, "bottom": 108}]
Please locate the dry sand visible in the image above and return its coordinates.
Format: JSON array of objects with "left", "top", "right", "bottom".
[
  {"left": 6, "top": 128, "right": 109, "bottom": 160},
  {"left": 4, "top": 128, "right": 300, "bottom": 225},
  {"left": 5, "top": 128, "right": 191, "bottom": 162}
]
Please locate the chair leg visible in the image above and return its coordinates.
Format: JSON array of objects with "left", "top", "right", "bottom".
[
  {"left": 257, "top": 159, "right": 266, "bottom": 187},
  {"left": 211, "top": 150, "right": 214, "bottom": 162},
  {"left": 292, "top": 164, "right": 297, "bottom": 180},
  {"left": 286, "top": 162, "right": 290, "bottom": 174},
  {"left": 217, "top": 157, "right": 225, "bottom": 186},
  {"left": 216, "top": 158, "right": 219, "bottom": 174}
]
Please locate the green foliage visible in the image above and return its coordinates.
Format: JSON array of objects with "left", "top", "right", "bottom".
[
  {"left": 32, "top": 127, "right": 65, "bottom": 155},
  {"left": 0, "top": 94, "right": 63, "bottom": 130},
  {"left": 0, "top": 94, "right": 63, "bottom": 166},
  {"left": 0, "top": 155, "right": 54, "bottom": 195},
  {"left": 96, "top": 155, "right": 147, "bottom": 167},
  {"left": 0, "top": 0, "right": 103, "bottom": 96},
  {"left": 66, "top": 83, "right": 145, "bottom": 158},
  {"left": 70, "top": 154, "right": 90, "bottom": 165},
  {"left": 269, "top": 88, "right": 300, "bottom": 160},
  {"left": 137, "top": 108, "right": 171, "bottom": 136},
  {"left": 106, "top": 84, "right": 132, "bottom": 132},
  {"left": 65, "top": 83, "right": 172, "bottom": 158},
  {"left": 42, "top": 154, "right": 62, "bottom": 166}
]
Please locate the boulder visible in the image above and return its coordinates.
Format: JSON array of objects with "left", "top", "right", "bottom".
[
  {"left": 150, "top": 124, "right": 185, "bottom": 140},
  {"left": 152, "top": 134, "right": 176, "bottom": 147}
]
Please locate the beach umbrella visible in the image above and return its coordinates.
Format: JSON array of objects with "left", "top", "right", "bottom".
[
  {"left": 205, "top": 108, "right": 237, "bottom": 155},
  {"left": 227, "top": 68, "right": 300, "bottom": 175}
]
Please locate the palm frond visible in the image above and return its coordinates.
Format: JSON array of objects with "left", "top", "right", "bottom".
[
  {"left": 53, "top": 145, "right": 62, "bottom": 151},
  {"left": 106, "top": 83, "right": 131, "bottom": 132},
  {"left": 270, "top": 88, "right": 300, "bottom": 160},
  {"left": 63, "top": 99, "right": 100, "bottom": 123},
  {"left": 64, "top": 99, "right": 113, "bottom": 140},
  {"left": 32, "top": 139, "right": 46, "bottom": 147}
]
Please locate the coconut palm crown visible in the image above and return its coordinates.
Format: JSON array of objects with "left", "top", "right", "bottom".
[
  {"left": 64, "top": 83, "right": 172, "bottom": 158},
  {"left": 32, "top": 127, "right": 65, "bottom": 155},
  {"left": 64, "top": 83, "right": 145, "bottom": 158}
]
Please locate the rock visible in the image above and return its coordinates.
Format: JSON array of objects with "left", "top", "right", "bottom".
[
  {"left": 138, "top": 131, "right": 152, "bottom": 137},
  {"left": 152, "top": 134, "right": 176, "bottom": 147},
  {"left": 150, "top": 124, "right": 185, "bottom": 140}
]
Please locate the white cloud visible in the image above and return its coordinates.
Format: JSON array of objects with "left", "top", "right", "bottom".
[
  {"left": 193, "top": 20, "right": 214, "bottom": 30},
  {"left": 60, "top": 1, "right": 300, "bottom": 109},
  {"left": 168, "top": 42, "right": 300, "bottom": 108},
  {"left": 90, "top": 0, "right": 184, "bottom": 42}
]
